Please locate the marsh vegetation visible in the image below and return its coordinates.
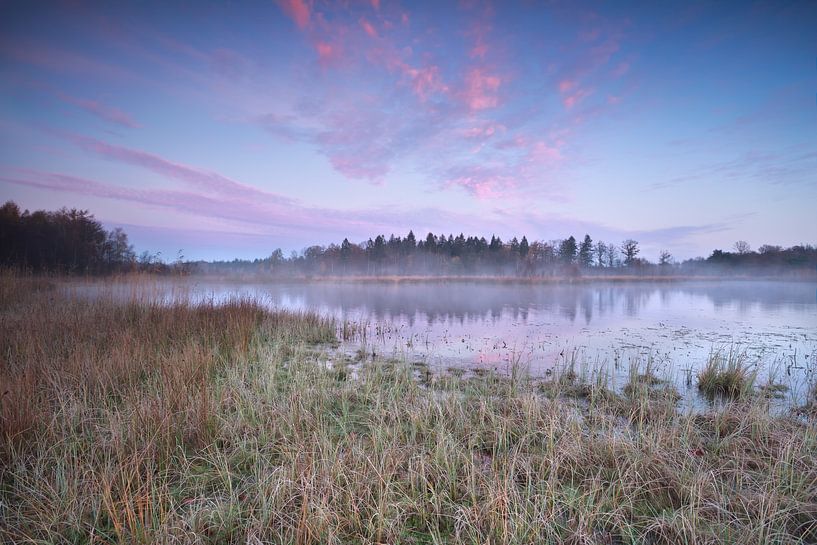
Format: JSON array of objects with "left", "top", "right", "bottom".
[{"left": 2, "top": 274, "right": 817, "bottom": 544}]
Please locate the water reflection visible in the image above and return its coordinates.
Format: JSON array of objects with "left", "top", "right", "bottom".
[{"left": 200, "top": 280, "right": 815, "bottom": 327}]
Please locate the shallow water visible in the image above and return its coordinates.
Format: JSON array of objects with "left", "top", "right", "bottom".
[{"left": 71, "top": 279, "right": 817, "bottom": 407}]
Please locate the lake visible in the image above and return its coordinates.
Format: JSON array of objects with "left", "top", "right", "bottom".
[{"left": 69, "top": 278, "right": 817, "bottom": 407}]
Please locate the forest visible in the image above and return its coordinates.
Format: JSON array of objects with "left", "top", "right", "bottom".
[{"left": 2, "top": 201, "right": 815, "bottom": 277}]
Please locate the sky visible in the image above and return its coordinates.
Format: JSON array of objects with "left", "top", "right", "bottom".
[{"left": 1, "top": 0, "right": 815, "bottom": 261}]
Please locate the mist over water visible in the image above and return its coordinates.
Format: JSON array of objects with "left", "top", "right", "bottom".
[{"left": 71, "top": 278, "right": 817, "bottom": 407}]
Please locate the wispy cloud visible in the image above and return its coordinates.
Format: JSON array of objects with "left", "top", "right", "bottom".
[
  {"left": 65, "top": 133, "right": 293, "bottom": 204},
  {"left": 650, "top": 147, "right": 817, "bottom": 190},
  {"left": 56, "top": 92, "right": 140, "bottom": 128}
]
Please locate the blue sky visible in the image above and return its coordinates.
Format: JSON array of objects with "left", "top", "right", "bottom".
[{"left": 1, "top": 0, "right": 815, "bottom": 260}]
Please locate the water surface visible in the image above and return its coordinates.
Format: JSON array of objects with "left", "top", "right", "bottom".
[{"left": 72, "top": 279, "right": 817, "bottom": 406}]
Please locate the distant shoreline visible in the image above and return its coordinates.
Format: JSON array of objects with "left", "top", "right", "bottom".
[
  {"left": 144, "top": 273, "right": 817, "bottom": 284},
  {"left": 23, "top": 271, "right": 817, "bottom": 285}
]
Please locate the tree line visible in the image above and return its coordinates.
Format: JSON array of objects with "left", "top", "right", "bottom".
[
  {"left": 197, "top": 232, "right": 817, "bottom": 278},
  {"left": 3, "top": 201, "right": 814, "bottom": 277},
  {"left": 0, "top": 201, "right": 180, "bottom": 274}
]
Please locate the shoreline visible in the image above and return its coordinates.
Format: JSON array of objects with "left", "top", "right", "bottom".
[{"left": 86, "top": 272, "right": 817, "bottom": 285}]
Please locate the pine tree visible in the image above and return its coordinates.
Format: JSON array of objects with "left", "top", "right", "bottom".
[
  {"left": 579, "top": 234, "right": 594, "bottom": 268},
  {"left": 519, "top": 236, "right": 529, "bottom": 258},
  {"left": 559, "top": 236, "right": 577, "bottom": 263}
]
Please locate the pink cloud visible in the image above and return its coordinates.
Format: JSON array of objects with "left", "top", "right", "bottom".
[
  {"left": 470, "top": 43, "right": 488, "bottom": 59},
  {"left": 315, "top": 41, "right": 338, "bottom": 65},
  {"left": 280, "top": 8, "right": 352, "bottom": 68},
  {"left": 464, "top": 123, "right": 506, "bottom": 139},
  {"left": 359, "top": 18, "right": 378, "bottom": 38},
  {"left": 557, "top": 78, "right": 594, "bottom": 109},
  {"left": 314, "top": 111, "right": 394, "bottom": 182},
  {"left": 439, "top": 128, "right": 567, "bottom": 200},
  {"left": 279, "top": 2, "right": 446, "bottom": 104},
  {"left": 443, "top": 166, "right": 516, "bottom": 199},
  {"left": 278, "top": 0, "right": 311, "bottom": 29},
  {"left": 328, "top": 156, "right": 389, "bottom": 181},
  {"left": 405, "top": 65, "right": 448, "bottom": 101},
  {"left": 466, "top": 19, "right": 492, "bottom": 60},
  {"left": 553, "top": 28, "right": 624, "bottom": 111},
  {"left": 462, "top": 68, "right": 502, "bottom": 111},
  {"left": 558, "top": 79, "right": 576, "bottom": 93},
  {"left": 371, "top": 0, "right": 380, "bottom": 9},
  {"left": 562, "top": 87, "right": 592, "bottom": 109},
  {"left": 528, "top": 140, "right": 563, "bottom": 163},
  {"left": 364, "top": 42, "right": 450, "bottom": 102}
]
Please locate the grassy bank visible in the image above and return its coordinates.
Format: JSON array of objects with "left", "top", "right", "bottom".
[{"left": 2, "top": 276, "right": 816, "bottom": 544}]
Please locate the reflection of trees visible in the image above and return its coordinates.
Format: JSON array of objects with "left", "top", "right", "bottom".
[
  {"left": 674, "top": 281, "right": 815, "bottom": 313},
  {"left": 227, "top": 283, "right": 651, "bottom": 324},
  {"left": 186, "top": 280, "right": 814, "bottom": 327},
  {"left": 622, "top": 288, "right": 654, "bottom": 317},
  {"left": 581, "top": 291, "right": 593, "bottom": 324}
]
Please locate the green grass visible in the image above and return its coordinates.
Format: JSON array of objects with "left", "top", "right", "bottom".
[{"left": 2, "top": 274, "right": 817, "bottom": 544}]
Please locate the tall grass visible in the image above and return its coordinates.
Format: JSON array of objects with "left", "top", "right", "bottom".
[
  {"left": 2, "top": 274, "right": 816, "bottom": 544},
  {"left": 697, "top": 348, "right": 758, "bottom": 401}
]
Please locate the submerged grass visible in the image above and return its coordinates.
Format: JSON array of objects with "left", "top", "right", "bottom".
[{"left": 2, "top": 274, "right": 817, "bottom": 544}]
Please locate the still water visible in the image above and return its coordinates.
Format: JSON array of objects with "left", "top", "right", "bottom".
[{"left": 74, "top": 279, "right": 817, "bottom": 405}]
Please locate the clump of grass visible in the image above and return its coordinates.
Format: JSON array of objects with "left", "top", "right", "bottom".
[
  {"left": 697, "top": 348, "right": 758, "bottom": 400},
  {"left": 759, "top": 381, "right": 789, "bottom": 399},
  {"left": 797, "top": 380, "right": 817, "bottom": 416},
  {"left": 602, "top": 359, "right": 681, "bottom": 424},
  {"left": 622, "top": 358, "right": 668, "bottom": 397}
]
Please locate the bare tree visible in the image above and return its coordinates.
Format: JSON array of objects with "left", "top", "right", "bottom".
[
  {"left": 733, "top": 240, "right": 751, "bottom": 254},
  {"left": 758, "top": 244, "right": 781, "bottom": 254},
  {"left": 606, "top": 243, "right": 617, "bottom": 268},
  {"left": 595, "top": 241, "right": 606, "bottom": 267},
  {"left": 659, "top": 250, "right": 672, "bottom": 266},
  {"left": 620, "top": 239, "right": 640, "bottom": 267}
]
